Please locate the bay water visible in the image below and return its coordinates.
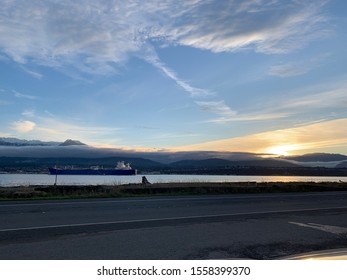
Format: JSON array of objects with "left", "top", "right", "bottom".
[{"left": 0, "top": 173, "right": 346, "bottom": 187}]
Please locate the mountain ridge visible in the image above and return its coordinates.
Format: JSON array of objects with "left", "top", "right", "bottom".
[
  {"left": 283, "top": 153, "right": 347, "bottom": 162},
  {"left": 1, "top": 137, "right": 347, "bottom": 169},
  {"left": 0, "top": 137, "right": 86, "bottom": 147},
  {"left": 59, "top": 139, "right": 86, "bottom": 146}
]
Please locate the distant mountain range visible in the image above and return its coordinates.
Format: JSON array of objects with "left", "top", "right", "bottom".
[
  {"left": 281, "top": 153, "right": 347, "bottom": 168},
  {"left": 170, "top": 158, "right": 298, "bottom": 168},
  {"left": 283, "top": 153, "right": 347, "bottom": 162},
  {"left": 0, "top": 137, "right": 347, "bottom": 173},
  {"left": 0, "top": 137, "right": 85, "bottom": 147},
  {"left": 1, "top": 155, "right": 347, "bottom": 176}
]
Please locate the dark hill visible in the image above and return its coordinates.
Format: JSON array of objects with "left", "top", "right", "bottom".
[
  {"left": 170, "top": 158, "right": 299, "bottom": 168},
  {"left": 170, "top": 158, "right": 236, "bottom": 168},
  {"left": 285, "top": 153, "right": 347, "bottom": 162}
]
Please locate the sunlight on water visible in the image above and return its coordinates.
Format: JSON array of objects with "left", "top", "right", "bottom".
[{"left": 0, "top": 174, "right": 346, "bottom": 187}]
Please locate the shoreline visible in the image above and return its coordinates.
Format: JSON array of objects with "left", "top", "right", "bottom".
[{"left": 1, "top": 181, "right": 347, "bottom": 201}]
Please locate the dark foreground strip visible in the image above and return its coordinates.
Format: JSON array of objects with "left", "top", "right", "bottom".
[{"left": 1, "top": 206, "right": 347, "bottom": 243}]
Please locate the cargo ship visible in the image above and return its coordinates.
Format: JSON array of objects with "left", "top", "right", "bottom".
[{"left": 48, "top": 161, "right": 137, "bottom": 176}]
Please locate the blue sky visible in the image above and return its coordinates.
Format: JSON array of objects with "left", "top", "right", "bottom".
[{"left": 1, "top": 0, "right": 347, "bottom": 156}]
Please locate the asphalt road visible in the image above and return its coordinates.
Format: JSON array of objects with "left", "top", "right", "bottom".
[{"left": 1, "top": 191, "right": 347, "bottom": 259}]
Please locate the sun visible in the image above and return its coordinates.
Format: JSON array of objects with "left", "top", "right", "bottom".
[{"left": 267, "top": 145, "right": 299, "bottom": 156}]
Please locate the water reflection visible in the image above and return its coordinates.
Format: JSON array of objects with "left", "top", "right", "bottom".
[{"left": 0, "top": 173, "right": 346, "bottom": 187}]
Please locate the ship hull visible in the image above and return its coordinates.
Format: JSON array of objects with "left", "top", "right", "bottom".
[{"left": 48, "top": 168, "right": 136, "bottom": 176}]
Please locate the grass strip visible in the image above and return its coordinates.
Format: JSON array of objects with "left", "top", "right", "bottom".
[{"left": 1, "top": 181, "right": 347, "bottom": 201}]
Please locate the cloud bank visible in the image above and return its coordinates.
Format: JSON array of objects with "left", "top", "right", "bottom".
[{"left": 0, "top": 0, "right": 329, "bottom": 73}]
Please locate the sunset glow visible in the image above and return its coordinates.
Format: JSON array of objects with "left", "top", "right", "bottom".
[
  {"left": 0, "top": 0, "right": 346, "bottom": 155},
  {"left": 266, "top": 145, "right": 301, "bottom": 156}
]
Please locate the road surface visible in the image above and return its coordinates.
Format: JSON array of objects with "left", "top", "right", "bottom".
[{"left": 1, "top": 191, "right": 347, "bottom": 259}]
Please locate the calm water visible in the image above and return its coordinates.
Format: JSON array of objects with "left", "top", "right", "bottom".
[{"left": 0, "top": 173, "right": 346, "bottom": 187}]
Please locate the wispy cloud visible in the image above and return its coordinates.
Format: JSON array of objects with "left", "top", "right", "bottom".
[
  {"left": 205, "top": 112, "right": 291, "bottom": 123},
  {"left": 159, "top": 0, "right": 329, "bottom": 54},
  {"left": 269, "top": 63, "right": 310, "bottom": 77},
  {"left": 13, "top": 90, "right": 37, "bottom": 100},
  {"left": 203, "top": 78, "right": 347, "bottom": 124},
  {"left": 196, "top": 100, "right": 237, "bottom": 118},
  {"left": 194, "top": 99, "right": 292, "bottom": 123},
  {"left": 21, "top": 110, "right": 36, "bottom": 118},
  {"left": 20, "top": 66, "right": 43, "bottom": 80},
  {"left": 269, "top": 53, "right": 331, "bottom": 77},
  {"left": 0, "top": 0, "right": 329, "bottom": 75},
  {"left": 278, "top": 81, "right": 347, "bottom": 110},
  {"left": 144, "top": 51, "right": 213, "bottom": 97}
]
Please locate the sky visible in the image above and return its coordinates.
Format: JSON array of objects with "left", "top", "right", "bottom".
[{"left": 1, "top": 0, "right": 347, "bottom": 156}]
